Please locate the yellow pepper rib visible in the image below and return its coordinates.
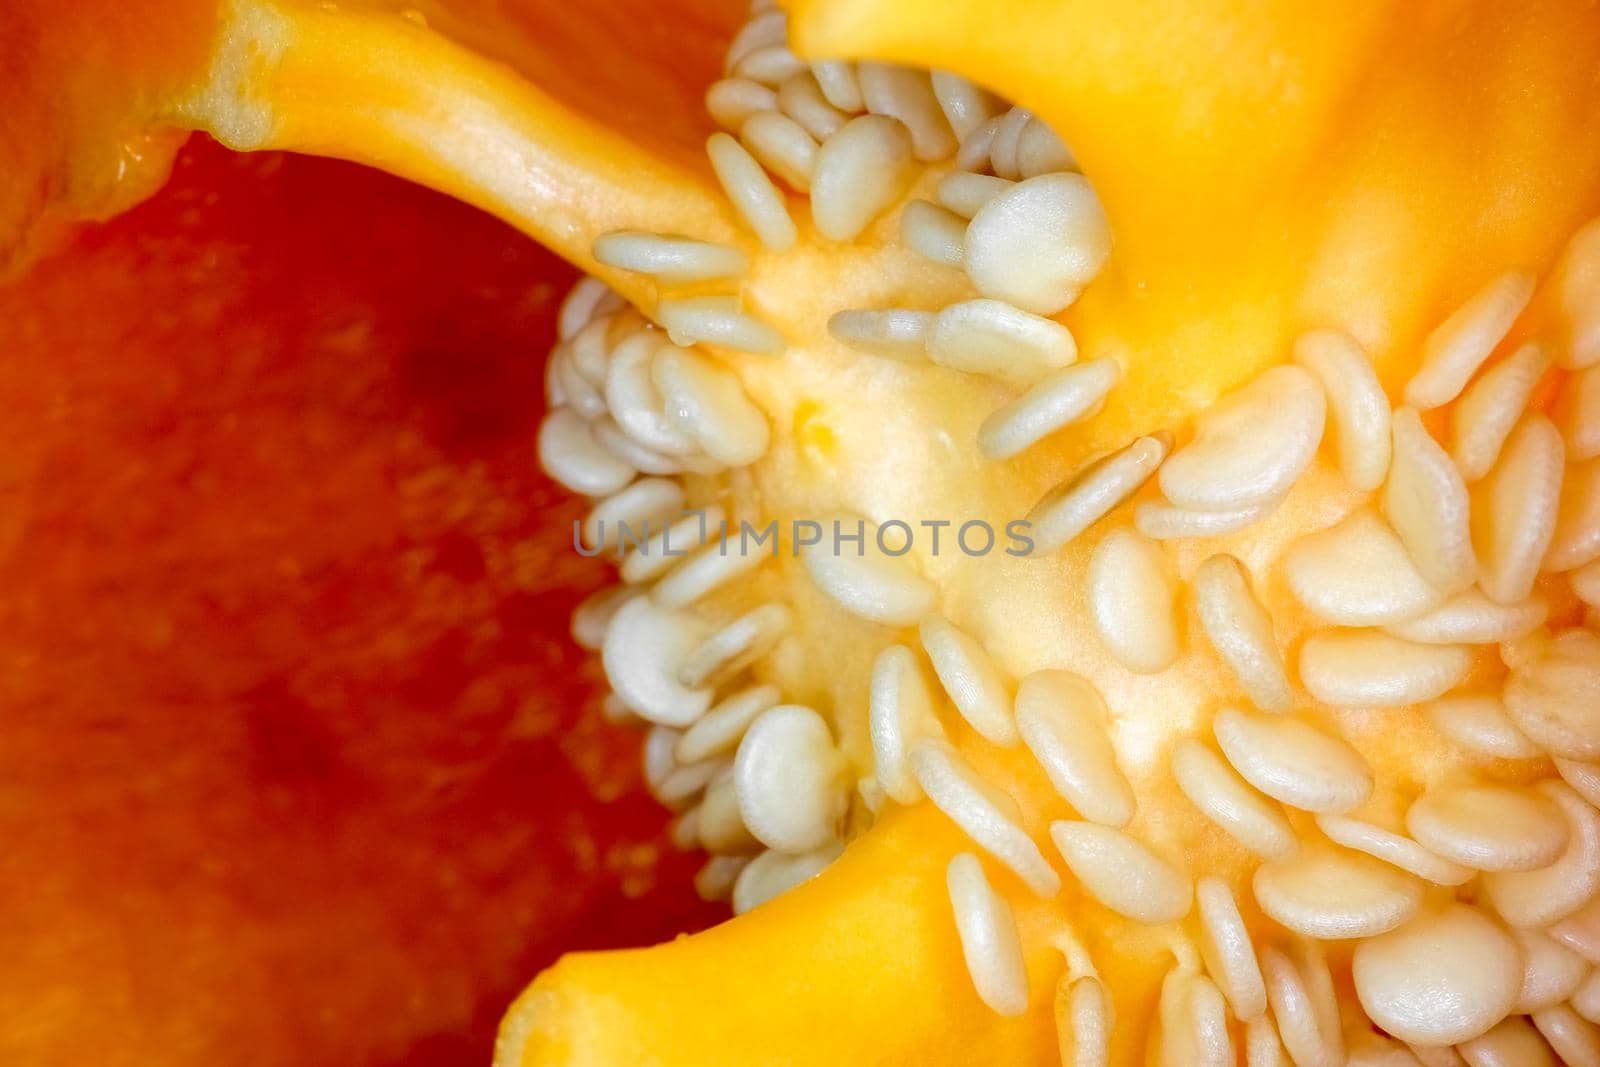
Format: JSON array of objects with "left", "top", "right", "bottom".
[
  {"left": 0, "top": 0, "right": 217, "bottom": 274},
  {"left": 170, "top": 0, "right": 746, "bottom": 313},
  {"left": 497, "top": 806, "right": 1062, "bottom": 1067},
  {"left": 794, "top": 0, "right": 1600, "bottom": 399}
]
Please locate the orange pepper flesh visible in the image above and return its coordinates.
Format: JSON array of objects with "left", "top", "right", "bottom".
[
  {"left": 0, "top": 136, "right": 720, "bottom": 1066},
  {"left": 0, "top": 0, "right": 215, "bottom": 272}
]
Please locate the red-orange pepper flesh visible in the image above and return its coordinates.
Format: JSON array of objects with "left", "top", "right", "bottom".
[{"left": 0, "top": 136, "right": 719, "bottom": 1066}]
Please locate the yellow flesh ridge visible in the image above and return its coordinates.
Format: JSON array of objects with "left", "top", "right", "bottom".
[{"left": 114, "top": 0, "right": 1600, "bottom": 1062}]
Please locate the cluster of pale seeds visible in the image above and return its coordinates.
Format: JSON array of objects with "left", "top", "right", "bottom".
[{"left": 536, "top": 3, "right": 1600, "bottom": 1062}]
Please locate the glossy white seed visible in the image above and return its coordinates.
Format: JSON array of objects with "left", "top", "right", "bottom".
[
  {"left": 1191, "top": 554, "right": 1293, "bottom": 711},
  {"left": 1159, "top": 365, "right": 1326, "bottom": 512},
  {"left": 1503, "top": 632, "right": 1600, "bottom": 759},
  {"left": 1557, "top": 363, "right": 1600, "bottom": 460},
  {"left": 1049, "top": 821, "right": 1191, "bottom": 924},
  {"left": 1155, "top": 968, "right": 1235, "bottom": 1067},
  {"left": 538, "top": 408, "right": 637, "bottom": 496},
  {"left": 1387, "top": 589, "right": 1547, "bottom": 646},
  {"left": 1405, "top": 271, "right": 1535, "bottom": 409},
  {"left": 651, "top": 539, "right": 766, "bottom": 609},
  {"left": 1015, "top": 115, "right": 1076, "bottom": 177},
  {"left": 1026, "top": 434, "right": 1170, "bottom": 554},
  {"left": 1293, "top": 328, "right": 1392, "bottom": 490},
  {"left": 978, "top": 357, "right": 1122, "bottom": 461},
  {"left": 605, "top": 331, "right": 700, "bottom": 455},
  {"left": 656, "top": 295, "right": 785, "bottom": 356},
  {"left": 927, "top": 298, "right": 1078, "bottom": 385},
  {"left": 777, "top": 71, "right": 848, "bottom": 140},
  {"left": 800, "top": 512, "right": 936, "bottom": 625},
  {"left": 1135, "top": 495, "right": 1280, "bottom": 540},
  {"left": 1405, "top": 782, "right": 1570, "bottom": 871},
  {"left": 826, "top": 307, "right": 933, "bottom": 361},
  {"left": 602, "top": 596, "right": 713, "bottom": 726},
  {"left": 733, "top": 704, "right": 847, "bottom": 853},
  {"left": 1353, "top": 904, "right": 1521, "bottom": 1046},
  {"left": 1385, "top": 407, "right": 1478, "bottom": 592},
  {"left": 1424, "top": 692, "right": 1542, "bottom": 758},
  {"left": 1245, "top": 1015, "right": 1292, "bottom": 1067},
  {"left": 723, "top": 10, "right": 785, "bottom": 70},
  {"left": 653, "top": 345, "right": 770, "bottom": 466},
  {"left": 619, "top": 506, "right": 724, "bottom": 585},
  {"left": 1512, "top": 926, "right": 1589, "bottom": 1013},
  {"left": 735, "top": 45, "right": 806, "bottom": 88},
  {"left": 1251, "top": 844, "right": 1424, "bottom": 939},
  {"left": 1482, "top": 781, "right": 1600, "bottom": 927},
  {"left": 591, "top": 230, "right": 749, "bottom": 284},
  {"left": 946, "top": 853, "right": 1030, "bottom": 1016},
  {"left": 591, "top": 414, "right": 710, "bottom": 476},
  {"left": 1547, "top": 457, "right": 1600, "bottom": 572},
  {"left": 676, "top": 684, "right": 781, "bottom": 764},
  {"left": 1284, "top": 509, "right": 1445, "bottom": 626},
  {"left": 1475, "top": 413, "right": 1565, "bottom": 603},
  {"left": 945, "top": 115, "right": 992, "bottom": 169},
  {"left": 582, "top": 477, "right": 685, "bottom": 550},
  {"left": 1087, "top": 528, "right": 1180, "bottom": 673},
  {"left": 895, "top": 199, "right": 965, "bottom": 268},
  {"left": 1558, "top": 218, "right": 1600, "bottom": 369},
  {"left": 1556, "top": 755, "right": 1600, "bottom": 807},
  {"left": 1534, "top": 1005, "right": 1600, "bottom": 1067},
  {"left": 1313, "top": 812, "right": 1475, "bottom": 885},
  {"left": 693, "top": 853, "right": 749, "bottom": 900},
  {"left": 1015, "top": 670, "right": 1135, "bottom": 827},
  {"left": 1576, "top": 969, "right": 1600, "bottom": 1024},
  {"left": 1572, "top": 557, "right": 1600, "bottom": 605},
  {"left": 1452, "top": 341, "right": 1550, "bottom": 480},
  {"left": 1055, "top": 974, "right": 1114, "bottom": 1067},
  {"left": 1261, "top": 941, "right": 1345, "bottom": 1067},
  {"left": 697, "top": 767, "right": 756, "bottom": 853},
  {"left": 570, "top": 583, "right": 641, "bottom": 652},
  {"left": 1458, "top": 1016, "right": 1562, "bottom": 1067},
  {"left": 556, "top": 275, "right": 621, "bottom": 340},
  {"left": 706, "top": 131, "right": 797, "bottom": 252},
  {"left": 986, "top": 106, "right": 1031, "bottom": 179},
  {"left": 739, "top": 110, "right": 818, "bottom": 191},
  {"left": 1171, "top": 739, "right": 1298, "bottom": 858},
  {"left": 929, "top": 71, "right": 1001, "bottom": 140},
  {"left": 810, "top": 59, "right": 863, "bottom": 111},
  {"left": 921, "top": 613, "right": 1018, "bottom": 746},
  {"left": 546, "top": 346, "right": 592, "bottom": 415},
  {"left": 868, "top": 645, "right": 942, "bottom": 804},
  {"left": 810, "top": 114, "right": 919, "bottom": 241},
  {"left": 965, "top": 173, "right": 1112, "bottom": 315},
  {"left": 1551, "top": 895, "right": 1600, "bottom": 963},
  {"left": 937, "top": 171, "right": 1013, "bottom": 217},
  {"left": 1299, "top": 630, "right": 1473, "bottom": 708},
  {"left": 856, "top": 62, "right": 956, "bottom": 161},
  {"left": 731, "top": 842, "right": 843, "bottom": 914},
  {"left": 911, "top": 738, "right": 1062, "bottom": 898},
  {"left": 1195, "top": 876, "right": 1268, "bottom": 1020},
  {"left": 1212, "top": 705, "right": 1373, "bottom": 813},
  {"left": 678, "top": 604, "right": 790, "bottom": 690},
  {"left": 642, "top": 725, "right": 719, "bottom": 809},
  {"left": 565, "top": 312, "right": 616, "bottom": 387}
]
